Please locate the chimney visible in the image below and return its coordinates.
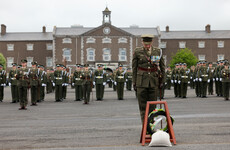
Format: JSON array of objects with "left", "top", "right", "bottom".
[
  {"left": 166, "top": 25, "right": 169, "bottom": 32},
  {"left": 42, "top": 26, "right": 46, "bottom": 33},
  {"left": 1, "top": 24, "right": 6, "bottom": 35},
  {"left": 205, "top": 24, "right": 211, "bottom": 33}
]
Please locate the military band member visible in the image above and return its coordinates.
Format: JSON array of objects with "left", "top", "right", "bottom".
[
  {"left": 54, "top": 64, "right": 63, "bottom": 102},
  {"left": 115, "top": 64, "right": 125, "bottom": 100},
  {"left": 28, "top": 62, "right": 39, "bottom": 105},
  {"left": 132, "top": 34, "right": 165, "bottom": 123},
  {"left": 94, "top": 64, "right": 106, "bottom": 101},
  {"left": 8, "top": 63, "right": 19, "bottom": 103},
  {"left": 16, "top": 59, "right": 30, "bottom": 110},
  {"left": 198, "top": 61, "right": 209, "bottom": 98},
  {"left": 72, "top": 64, "right": 83, "bottom": 101},
  {"left": 221, "top": 62, "right": 230, "bottom": 100},
  {"left": 125, "top": 68, "right": 133, "bottom": 91},
  {"left": 82, "top": 64, "right": 92, "bottom": 104},
  {"left": 180, "top": 63, "right": 190, "bottom": 98},
  {"left": 0, "top": 64, "right": 6, "bottom": 102},
  {"left": 39, "top": 65, "right": 47, "bottom": 101},
  {"left": 207, "top": 62, "right": 215, "bottom": 95}
]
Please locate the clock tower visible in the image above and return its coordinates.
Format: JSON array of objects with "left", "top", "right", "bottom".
[{"left": 102, "top": 7, "right": 111, "bottom": 24}]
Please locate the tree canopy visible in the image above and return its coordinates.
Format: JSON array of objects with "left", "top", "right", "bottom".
[{"left": 0, "top": 53, "right": 6, "bottom": 70}]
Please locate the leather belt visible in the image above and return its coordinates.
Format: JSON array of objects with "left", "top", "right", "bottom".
[{"left": 138, "top": 67, "right": 157, "bottom": 72}]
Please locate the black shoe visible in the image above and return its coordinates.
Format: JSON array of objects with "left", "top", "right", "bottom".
[
  {"left": 11, "top": 101, "right": 16, "bottom": 103},
  {"left": 30, "top": 103, "right": 37, "bottom": 106},
  {"left": 182, "top": 96, "right": 186, "bottom": 98},
  {"left": 37, "top": 100, "right": 41, "bottom": 103},
  {"left": 97, "top": 98, "right": 102, "bottom": 101},
  {"left": 84, "top": 102, "right": 88, "bottom": 104}
]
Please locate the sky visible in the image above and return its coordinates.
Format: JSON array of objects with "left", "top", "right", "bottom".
[{"left": 0, "top": 0, "right": 230, "bottom": 32}]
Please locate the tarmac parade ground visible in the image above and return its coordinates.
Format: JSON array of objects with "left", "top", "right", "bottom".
[{"left": 0, "top": 86, "right": 230, "bottom": 150}]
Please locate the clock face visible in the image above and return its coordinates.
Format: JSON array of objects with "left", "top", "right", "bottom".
[{"left": 103, "top": 27, "right": 111, "bottom": 35}]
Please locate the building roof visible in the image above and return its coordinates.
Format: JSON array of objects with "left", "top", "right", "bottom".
[
  {"left": 0, "top": 32, "right": 53, "bottom": 41},
  {"left": 161, "top": 30, "right": 230, "bottom": 39}
]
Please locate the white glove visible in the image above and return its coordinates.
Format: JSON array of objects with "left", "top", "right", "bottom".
[
  {"left": 174, "top": 80, "right": 177, "bottom": 83},
  {"left": 103, "top": 82, "right": 106, "bottom": 86},
  {"left": 1, "top": 84, "right": 6, "bottom": 86},
  {"left": 196, "top": 78, "right": 198, "bottom": 81},
  {"left": 126, "top": 79, "right": 128, "bottom": 82},
  {"left": 72, "top": 83, "right": 74, "bottom": 86},
  {"left": 9, "top": 83, "right": 11, "bottom": 86},
  {"left": 171, "top": 80, "right": 174, "bottom": 83},
  {"left": 178, "top": 81, "right": 181, "bottom": 84},
  {"left": 207, "top": 79, "right": 210, "bottom": 83},
  {"left": 213, "top": 78, "right": 215, "bottom": 81},
  {"left": 93, "top": 82, "right": 95, "bottom": 85},
  {"left": 42, "top": 83, "right": 46, "bottom": 87},
  {"left": 193, "top": 79, "right": 195, "bottom": 82},
  {"left": 52, "top": 83, "right": 55, "bottom": 86},
  {"left": 190, "top": 77, "right": 192, "bottom": 79},
  {"left": 199, "top": 78, "right": 202, "bottom": 82},
  {"left": 220, "top": 78, "right": 222, "bottom": 81},
  {"left": 114, "top": 82, "right": 117, "bottom": 85},
  {"left": 188, "top": 81, "right": 190, "bottom": 84},
  {"left": 65, "top": 83, "right": 69, "bottom": 86},
  {"left": 216, "top": 78, "right": 219, "bottom": 81}
]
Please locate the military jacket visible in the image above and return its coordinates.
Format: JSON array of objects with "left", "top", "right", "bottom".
[
  {"left": 40, "top": 71, "right": 47, "bottom": 84},
  {"left": 29, "top": 68, "right": 39, "bottom": 86},
  {"left": 208, "top": 67, "right": 215, "bottom": 79},
  {"left": 94, "top": 70, "right": 106, "bottom": 84},
  {"left": 63, "top": 71, "right": 69, "bottom": 84},
  {"left": 82, "top": 71, "right": 92, "bottom": 84},
  {"left": 221, "top": 68, "right": 230, "bottom": 82},
  {"left": 73, "top": 71, "right": 83, "bottom": 85},
  {"left": 166, "top": 70, "right": 172, "bottom": 80},
  {"left": 198, "top": 66, "right": 209, "bottom": 81},
  {"left": 47, "top": 72, "right": 53, "bottom": 83},
  {"left": 16, "top": 67, "right": 30, "bottom": 87},
  {"left": 54, "top": 70, "right": 63, "bottom": 85},
  {"left": 132, "top": 46, "right": 165, "bottom": 88},
  {"left": 8, "top": 69, "right": 17, "bottom": 85},
  {"left": 125, "top": 72, "right": 133, "bottom": 81},
  {"left": 0, "top": 69, "right": 6, "bottom": 84},
  {"left": 180, "top": 68, "right": 190, "bottom": 83},
  {"left": 115, "top": 70, "right": 125, "bottom": 83}
]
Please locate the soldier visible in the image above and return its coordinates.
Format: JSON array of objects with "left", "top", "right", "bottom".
[
  {"left": 177, "top": 63, "right": 183, "bottom": 97},
  {"left": 115, "top": 64, "right": 125, "bottom": 100},
  {"left": 132, "top": 34, "right": 165, "bottom": 123},
  {"left": 46, "top": 69, "right": 53, "bottom": 94},
  {"left": 180, "top": 63, "right": 190, "bottom": 98},
  {"left": 112, "top": 68, "right": 118, "bottom": 91},
  {"left": 72, "top": 64, "right": 84, "bottom": 101},
  {"left": 207, "top": 62, "right": 215, "bottom": 95},
  {"left": 94, "top": 64, "right": 106, "bottom": 101},
  {"left": 54, "top": 64, "right": 63, "bottom": 102},
  {"left": 82, "top": 64, "right": 93, "bottom": 104},
  {"left": 28, "top": 62, "right": 39, "bottom": 106},
  {"left": 16, "top": 59, "right": 30, "bottom": 110},
  {"left": 171, "top": 63, "right": 180, "bottom": 97},
  {"left": 62, "top": 66, "right": 69, "bottom": 100},
  {"left": 125, "top": 68, "right": 133, "bottom": 91},
  {"left": 39, "top": 65, "right": 47, "bottom": 101},
  {"left": 8, "top": 63, "right": 19, "bottom": 103},
  {"left": 165, "top": 67, "right": 172, "bottom": 90},
  {"left": 198, "top": 61, "right": 209, "bottom": 98},
  {"left": 218, "top": 60, "right": 224, "bottom": 96},
  {"left": 194, "top": 62, "right": 201, "bottom": 97},
  {"left": 214, "top": 61, "right": 220, "bottom": 96},
  {"left": 221, "top": 62, "right": 230, "bottom": 100},
  {"left": 106, "top": 72, "right": 113, "bottom": 88},
  {"left": 0, "top": 64, "right": 6, "bottom": 102}
]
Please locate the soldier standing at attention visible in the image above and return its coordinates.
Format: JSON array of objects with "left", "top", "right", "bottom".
[
  {"left": 28, "top": 62, "right": 39, "bottom": 106},
  {"left": 8, "top": 63, "right": 19, "bottom": 103},
  {"left": 72, "top": 64, "right": 83, "bottom": 101},
  {"left": 207, "top": 62, "right": 214, "bottom": 95},
  {"left": 54, "top": 64, "right": 63, "bottom": 102},
  {"left": 221, "top": 62, "right": 230, "bottom": 100},
  {"left": 171, "top": 64, "right": 179, "bottom": 97},
  {"left": 16, "top": 59, "right": 30, "bottom": 110},
  {"left": 0, "top": 64, "right": 6, "bottom": 102},
  {"left": 82, "top": 64, "right": 92, "bottom": 104},
  {"left": 166, "top": 67, "right": 172, "bottom": 90},
  {"left": 198, "top": 61, "right": 209, "bottom": 98},
  {"left": 39, "top": 65, "right": 47, "bottom": 101},
  {"left": 180, "top": 63, "right": 190, "bottom": 98},
  {"left": 132, "top": 34, "right": 165, "bottom": 123},
  {"left": 112, "top": 68, "right": 118, "bottom": 91},
  {"left": 46, "top": 69, "right": 52, "bottom": 94},
  {"left": 125, "top": 68, "right": 133, "bottom": 91},
  {"left": 62, "top": 66, "right": 69, "bottom": 100},
  {"left": 94, "top": 64, "right": 106, "bottom": 101},
  {"left": 115, "top": 64, "right": 125, "bottom": 100}
]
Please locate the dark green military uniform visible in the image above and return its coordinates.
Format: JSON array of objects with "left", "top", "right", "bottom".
[
  {"left": 8, "top": 63, "right": 19, "bottom": 103},
  {"left": 132, "top": 34, "right": 165, "bottom": 123},
  {"left": 207, "top": 63, "right": 215, "bottom": 95},
  {"left": 62, "top": 66, "right": 69, "bottom": 100},
  {"left": 72, "top": 64, "right": 84, "bottom": 101},
  {"left": 112, "top": 69, "right": 117, "bottom": 91},
  {"left": 198, "top": 61, "right": 209, "bottom": 98},
  {"left": 16, "top": 59, "right": 30, "bottom": 109},
  {"left": 171, "top": 64, "right": 179, "bottom": 97},
  {"left": 94, "top": 64, "right": 106, "bottom": 100},
  {"left": 125, "top": 68, "right": 133, "bottom": 91},
  {"left": 46, "top": 69, "right": 53, "bottom": 94},
  {"left": 54, "top": 64, "right": 63, "bottom": 102},
  {"left": 180, "top": 63, "right": 190, "bottom": 98},
  {"left": 106, "top": 73, "right": 113, "bottom": 88},
  {"left": 39, "top": 65, "right": 47, "bottom": 101},
  {"left": 115, "top": 64, "right": 125, "bottom": 100},
  {"left": 194, "top": 63, "right": 201, "bottom": 97},
  {"left": 189, "top": 67, "right": 195, "bottom": 89},
  {"left": 0, "top": 64, "right": 6, "bottom": 102},
  {"left": 177, "top": 64, "right": 182, "bottom": 97},
  {"left": 165, "top": 68, "right": 172, "bottom": 90},
  {"left": 82, "top": 64, "right": 92, "bottom": 104},
  {"left": 221, "top": 62, "right": 230, "bottom": 100},
  {"left": 219, "top": 61, "right": 225, "bottom": 96},
  {"left": 28, "top": 62, "right": 39, "bottom": 105}
]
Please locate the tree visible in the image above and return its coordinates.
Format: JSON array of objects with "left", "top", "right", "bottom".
[
  {"left": 169, "top": 48, "right": 198, "bottom": 69},
  {"left": 0, "top": 53, "right": 6, "bottom": 70}
]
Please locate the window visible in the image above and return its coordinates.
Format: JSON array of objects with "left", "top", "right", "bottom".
[
  {"left": 46, "top": 43, "right": 53, "bottom": 50},
  {"left": 27, "top": 44, "right": 34, "bottom": 51},
  {"left": 118, "top": 48, "right": 127, "bottom": 61},
  {"left": 217, "top": 54, "right": 224, "bottom": 61},
  {"left": 26, "top": 57, "right": 33, "bottom": 67},
  {"left": 103, "top": 48, "right": 111, "bottom": 61},
  {"left": 63, "top": 48, "right": 72, "bottom": 61},
  {"left": 217, "top": 41, "right": 224, "bottom": 48},
  {"left": 7, "top": 44, "right": 14, "bottom": 51},
  {"left": 179, "top": 41, "right": 186, "bottom": 48},
  {"left": 118, "top": 37, "right": 128, "bottom": 43},
  {"left": 87, "top": 48, "right": 95, "bottom": 61},
  {"left": 198, "top": 55, "right": 205, "bottom": 61},
  {"left": 198, "top": 41, "right": 205, "bottom": 48},
  {"left": 86, "top": 37, "right": 96, "bottom": 43},
  {"left": 102, "top": 37, "right": 112, "bottom": 43},
  {"left": 7, "top": 57, "right": 14, "bottom": 67},
  {"left": 62, "top": 38, "right": 72, "bottom": 43},
  {"left": 46, "top": 57, "right": 53, "bottom": 67},
  {"left": 160, "top": 42, "right": 167, "bottom": 49}
]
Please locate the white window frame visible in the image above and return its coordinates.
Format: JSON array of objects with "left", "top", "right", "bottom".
[
  {"left": 46, "top": 57, "right": 53, "bottom": 67},
  {"left": 86, "top": 37, "right": 96, "bottom": 43},
  {"left": 160, "top": 42, "right": 167, "bottom": 49},
  {"left": 198, "top": 55, "right": 205, "bottom": 61},
  {"left": 62, "top": 48, "right": 72, "bottom": 62},
  {"left": 62, "top": 38, "right": 72, "bottom": 44},
  {"left": 118, "top": 37, "right": 128, "bottom": 43},
  {"left": 217, "top": 41, "right": 224, "bottom": 48},
  {"left": 179, "top": 41, "right": 186, "bottom": 49},
  {"left": 7, "top": 44, "right": 14, "bottom": 51},
  {"left": 7, "top": 57, "right": 14, "bottom": 67},
  {"left": 103, "top": 48, "right": 111, "bottom": 61},
  {"left": 217, "top": 54, "right": 224, "bottom": 61},
  {"left": 46, "top": 43, "right": 53, "bottom": 50},
  {"left": 102, "top": 37, "right": 112, "bottom": 43},
  {"left": 198, "top": 41, "right": 205, "bottom": 48},
  {"left": 27, "top": 44, "right": 34, "bottom": 51},
  {"left": 26, "top": 57, "right": 33, "bottom": 67},
  {"left": 87, "top": 48, "right": 95, "bottom": 61},
  {"left": 118, "top": 48, "right": 127, "bottom": 61}
]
